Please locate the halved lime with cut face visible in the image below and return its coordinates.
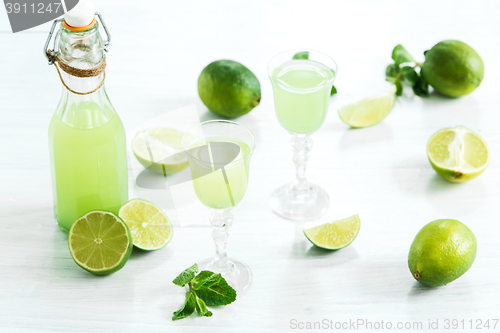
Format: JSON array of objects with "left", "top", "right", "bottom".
[
  {"left": 427, "top": 126, "right": 489, "bottom": 182},
  {"left": 304, "top": 214, "right": 360, "bottom": 250},
  {"left": 68, "top": 211, "right": 133, "bottom": 275},
  {"left": 132, "top": 128, "right": 188, "bottom": 175},
  {"left": 118, "top": 199, "right": 173, "bottom": 251}
]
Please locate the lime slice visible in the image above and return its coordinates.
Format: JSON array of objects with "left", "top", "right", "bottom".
[
  {"left": 68, "top": 211, "right": 133, "bottom": 275},
  {"left": 304, "top": 214, "right": 360, "bottom": 250},
  {"left": 132, "top": 128, "right": 189, "bottom": 175},
  {"left": 118, "top": 199, "right": 173, "bottom": 251},
  {"left": 427, "top": 126, "right": 489, "bottom": 182},
  {"left": 338, "top": 85, "right": 396, "bottom": 128}
]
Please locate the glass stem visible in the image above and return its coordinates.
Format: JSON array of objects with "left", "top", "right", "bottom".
[
  {"left": 291, "top": 134, "right": 313, "bottom": 192},
  {"left": 209, "top": 210, "right": 234, "bottom": 274}
]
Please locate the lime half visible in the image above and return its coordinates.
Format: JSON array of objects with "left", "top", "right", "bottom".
[
  {"left": 304, "top": 214, "right": 360, "bottom": 250},
  {"left": 338, "top": 85, "right": 396, "bottom": 128},
  {"left": 132, "top": 128, "right": 188, "bottom": 175},
  {"left": 68, "top": 211, "right": 133, "bottom": 276},
  {"left": 427, "top": 126, "right": 489, "bottom": 182},
  {"left": 118, "top": 199, "right": 173, "bottom": 251}
]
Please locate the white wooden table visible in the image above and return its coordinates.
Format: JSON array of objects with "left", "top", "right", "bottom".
[{"left": 1, "top": 0, "right": 499, "bottom": 332}]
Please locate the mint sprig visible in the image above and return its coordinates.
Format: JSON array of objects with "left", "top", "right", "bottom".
[
  {"left": 385, "top": 44, "right": 429, "bottom": 97},
  {"left": 172, "top": 264, "right": 237, "bottom": 321}
]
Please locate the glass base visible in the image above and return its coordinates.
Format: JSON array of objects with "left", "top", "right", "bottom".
[
  {"left": 198, "top": 257, "right": 253, "bottom": 295},
  {"left": 269, "top": 182, "right": 329, "bottom": 220}
]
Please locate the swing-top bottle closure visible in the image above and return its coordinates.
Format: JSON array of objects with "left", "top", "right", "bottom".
[
  {"left": 43, "top": 0, "right": 111, "bottom": 95},
  {"left": 43, "top": 0, "right": 111, "bottom": 65}
]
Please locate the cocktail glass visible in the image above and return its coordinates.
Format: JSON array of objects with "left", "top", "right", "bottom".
[
  {"left": 268, "top": 49, "right": 337, "bottom": 220},
  {"left": 182, "top": 120, "right": 255, "bottom": 293}
]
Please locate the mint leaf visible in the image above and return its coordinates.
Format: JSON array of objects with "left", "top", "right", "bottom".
[
  {"left": 413, "top": 75, "right": 429, "bottom": 96},
  {"left": 386, "top": 63, "right": 399, "bottom": 77},
  {"left": 194, "top": 295, "right": 213, "bottom": 317},
  {"left": 172, "top": 291, "right": 196, "bottom": 321},
  {"left": 386, "top": 64, "right": 399, "bottom": 77},
  {"left": 195, "top": 276, "right": 237, "bottom": 306},
  {"left": 172, "top": 263, "right": 198, "bottom": 287},
  {"left": 192, "top": 271, "right": 221, "bottom": 290},
  {"left": 392, "top": 44, "right": 415, "bottom": 65},
  {"left": 293, "top": 51, "right": 309, "bottom": 60},
  {"left": 401, "top": 66, "right": 418, "bottom": 84},
  {"left": 330, "top": 68, "right": 337, "bottom": 95},
  {"left": 394, "top": 80, "right": 403, "bottom": 96},
  {"left": 331, "top": 85, "right": 337, "bottom": 95}
]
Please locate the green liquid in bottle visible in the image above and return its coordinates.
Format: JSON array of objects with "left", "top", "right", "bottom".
[{"left": 49, "top": 102, "right": 128, "bottom": 232}]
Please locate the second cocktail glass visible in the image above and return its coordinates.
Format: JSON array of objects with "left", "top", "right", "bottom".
[
  {"left": 182, "top": 120, "right": 255, "bottom": 293},
  {"left": 268, "top": 49, "right": 337, "bottom": 220}
]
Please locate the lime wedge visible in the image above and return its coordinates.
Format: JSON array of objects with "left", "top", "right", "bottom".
[
  {"left": 338, "top": 85, "right": 396, "bottom": 128},
  {"left": 427, "top": 126, "right": 489, "bottom": 182},
  {"left": 132, "top": 128, "right": 189, "bottom": 175},
  {"left": 118, "top": 199, "right": 173, "bottom": 251},
  {"left": 68, "top": 211, "right": 133, "bottom": 275},
  {"left": 304, "top": 214, "right": 360, "bottom": 250}
]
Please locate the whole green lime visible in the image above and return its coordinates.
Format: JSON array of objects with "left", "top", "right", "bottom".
[
  {"left": 198, "top": 60, "right": 261, "bottom": 118},
  {"left": 408, "top": 219, "right": 476, "bottom": 287},
  {"left": 421, "top": 40, "right": 484, "bottom": 97}
]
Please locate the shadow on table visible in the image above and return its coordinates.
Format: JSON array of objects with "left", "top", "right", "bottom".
[
  {"left": 292, "top": 242, "right": 360, "bottom": 262},
  {"left": 129, "top": 247, "right": 158, "bottom": 259},
  {"left": 419, "top": 90, "right": 483, "bottom": 128},
  {"left": 418, "top": 89, "right": 476, "bottom": 107},
  {"left": 199, "top": 109, "right": 231, "bottom": 122},
  {"left": 50, "top": 227, "right": 90, "bottom": 277},
  {"left": 323, "top": 120, "right": 347, "bottom": 133},
  {"left": 420, "top": 90, "right": 456, "bottom": 102},
  {"left": 49, "top": 227, "right": 175, "bottom": 280},
  {"left": 408, "top": 282, "right": 440, "bottom": 297},
  {"left": 390, "top": 167, "right": 488, "bottom": 216},
  {"left": 305, "top": 245, "right": 359, "bottom": 260},
  {"left": 133, "top": 246, "right": 172, "bottom": 266},
  {"left": 426, "top": 173, "right": 461, "bottom": 192},
  {"left": 408, "top": 275, "right": 474, "bottom": 298},
  {"left": 425, "top": 174, "right": 487, "bottom": 216},
  {"left": 337, "top": 122, "right": 394, "bottom": 150}
]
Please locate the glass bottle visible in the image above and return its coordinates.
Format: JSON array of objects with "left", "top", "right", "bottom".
[{"left": 47, "top": 17, "right": 128, "bottom": 233}]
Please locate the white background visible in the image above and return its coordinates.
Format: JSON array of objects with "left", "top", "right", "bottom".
[{"left": 1, "top": 0, "right": 500, "bottom": 332}]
